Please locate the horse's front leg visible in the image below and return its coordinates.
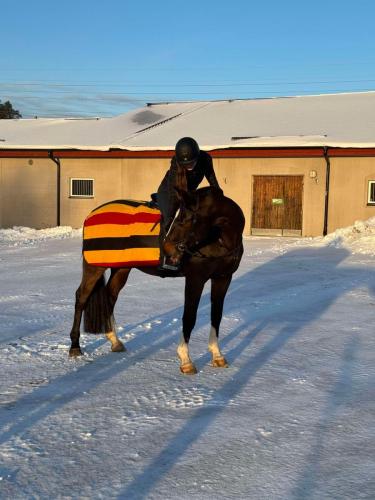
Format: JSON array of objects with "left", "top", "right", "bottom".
[
  {"left": 209, "top": 275, "right": 232, "bottom": 368},
  {"left": 177, "top": 276, "right": 206, "bottom": 374}
]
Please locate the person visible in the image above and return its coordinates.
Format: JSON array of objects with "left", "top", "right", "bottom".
[{"left": 156, "top": 137, "right": 221, "bottom": 270}]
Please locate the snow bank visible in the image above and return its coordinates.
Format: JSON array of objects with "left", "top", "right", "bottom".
[
  {"left": 308, "top": 216, "right": 375, "bottom": 255},
  {"left": 0, "top": 226, "right": 82, "bottom": 247}
]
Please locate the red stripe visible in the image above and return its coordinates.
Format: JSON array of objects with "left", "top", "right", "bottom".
[
  {"left": 89, "top": 259, "right": 159, "bottom": 268},
  {"left": 85, "top": 212, "right": 160, "bottom": 227}
]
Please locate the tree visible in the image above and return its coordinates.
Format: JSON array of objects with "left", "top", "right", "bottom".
[{"left": 0, "top": 100, "right": 22, "bottom": 119}]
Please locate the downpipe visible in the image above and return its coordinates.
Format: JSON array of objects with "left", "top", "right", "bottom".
[
  {"left": 323, "top": 147, "right": 331, "bottom": 236},
  {"left": 48, "top": 151, "right": 61, "bottom": 227}
]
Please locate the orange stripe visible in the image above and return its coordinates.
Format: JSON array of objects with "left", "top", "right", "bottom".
[{"left": 83, "top": 247, "right": 160, "bottom": 264}]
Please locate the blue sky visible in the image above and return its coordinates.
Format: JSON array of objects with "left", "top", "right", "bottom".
[{"left": 2, "top": 0, "right": 375, "bottom": 117}]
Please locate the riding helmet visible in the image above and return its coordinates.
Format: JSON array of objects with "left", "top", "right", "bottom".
[{"left": 175, "top": 137, "right": 200, "bottom": 166}]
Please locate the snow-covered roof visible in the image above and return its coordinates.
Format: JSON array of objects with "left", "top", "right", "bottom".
[{"left": 1, "top": 92, "right": 375, "bottom": 151}]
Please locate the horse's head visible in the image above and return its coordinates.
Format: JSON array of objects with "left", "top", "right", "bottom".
[{"left": 163, "top": 187, "right": 244, "bottom": 267}]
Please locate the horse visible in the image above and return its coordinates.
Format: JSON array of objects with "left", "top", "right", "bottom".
[{"left": 69, "top": 186, "right": 245, "bottom": 374}]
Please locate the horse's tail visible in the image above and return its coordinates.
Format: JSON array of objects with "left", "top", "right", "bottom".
[{"left": 83, "top": 275, "right": 115, "bottom": 334}]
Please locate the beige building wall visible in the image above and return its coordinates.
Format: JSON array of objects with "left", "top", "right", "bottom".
[
  {"left": 0, "top": 157, "right": 57, "bottom": 228},
  {"left": 0, "top": 158, "right": 325, "bottom": 236},
  {"left": 4, "top": 153, "right": 374, "bottom": 237},
  {"left": 59, "top": 154, "right": 375, "bottom": 237},
  {"left": 60, "top": 158, "right": 170, "bottom": 228},
  {"left": 328, "top": 157, "right": 375, "bottom": 233},
  {"left": 60, "top": 158, "right": 123, "bottom": 227},
  {"left": 120, "top": 158, "right": 170, "bottom": 200},
  {"left": 214, "top": 157, "right": 327, "bottom": 236},
  {"left": 56, "top": 156, "right": 328, "bottom": 236},
  {"left": 116, "top": 156, "right": 326, "bottom": 236}
]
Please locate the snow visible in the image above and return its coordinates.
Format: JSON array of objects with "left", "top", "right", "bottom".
[
  {"left": 0, "top": 226, "right": 82, "bottom": 247},
  {"left": 0, "top": 220, "right": 374, "bottom": 499},
  {"left": 0, "top": 102, "right": 203, "bottom": 151}
]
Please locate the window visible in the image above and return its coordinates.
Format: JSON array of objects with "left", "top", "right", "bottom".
[
  {"left": 368, "top": 180, "right": 375, "bottom": 205},
  {"left": 70, "top": 178, "right": 94, "bottom": 198}
]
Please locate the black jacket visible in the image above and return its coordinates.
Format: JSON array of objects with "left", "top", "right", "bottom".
[{"left": 157, "top": 151, "right": 220, "bottom": 223}]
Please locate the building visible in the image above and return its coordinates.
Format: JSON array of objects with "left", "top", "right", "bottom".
[{"left": 1, "top": 91, "right": 375, "bottom": 236}]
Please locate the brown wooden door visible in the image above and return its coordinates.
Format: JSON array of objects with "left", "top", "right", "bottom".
[{"left": 251, "top": 175, "right": 303, "bottom": 235}]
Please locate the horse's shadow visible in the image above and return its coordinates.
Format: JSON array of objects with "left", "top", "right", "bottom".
[{"left": 119, "top": 243, "right": 375, "bottom": 499}]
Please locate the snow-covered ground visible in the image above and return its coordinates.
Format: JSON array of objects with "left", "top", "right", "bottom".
[{"left": 0, "top": 221, "right": 374, "bottom": 499}]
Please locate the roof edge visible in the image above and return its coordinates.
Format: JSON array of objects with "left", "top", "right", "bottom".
[{"left": 3, "top": 147, "right": 375, "bottom": 158}]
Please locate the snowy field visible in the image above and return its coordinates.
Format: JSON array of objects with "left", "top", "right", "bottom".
[{"left": 0, "top": 221, "right": 375, "bottom": 499}]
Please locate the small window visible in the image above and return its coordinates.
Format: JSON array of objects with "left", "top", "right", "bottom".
[
  {"left": 70, "top": 178, "right": 94, "bottom": 198},
  {"left": 368, "top": 181, "right": 375, "bottom": 205}
]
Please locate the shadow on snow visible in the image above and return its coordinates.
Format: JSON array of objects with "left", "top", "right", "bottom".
[{"left": 1, "top": 242, "right": 374, "bottom": 498}]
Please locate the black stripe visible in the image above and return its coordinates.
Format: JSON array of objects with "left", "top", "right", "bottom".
[{"left": 83, "top": 235, "right": 159, "bottom": 251}]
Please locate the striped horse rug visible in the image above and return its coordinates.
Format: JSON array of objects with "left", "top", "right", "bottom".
[{"left": 83, "top": 199, "right": 161, "bottom": 267}]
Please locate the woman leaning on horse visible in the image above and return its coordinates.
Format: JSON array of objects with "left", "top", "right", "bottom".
[{"left": 156, "top": 137, "right": 222, "bottom": 270}]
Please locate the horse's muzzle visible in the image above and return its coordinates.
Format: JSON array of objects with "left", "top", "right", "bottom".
[{"left": 163, "top": 241, "right": 185, "bottom": 265}]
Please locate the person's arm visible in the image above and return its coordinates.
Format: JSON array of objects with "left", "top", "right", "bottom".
[
  {"left": 157, "top": 158, "right": 179, "bottom": 224},
  {"left": 204, "top": 154, "right": 221, "bottom": 189}
]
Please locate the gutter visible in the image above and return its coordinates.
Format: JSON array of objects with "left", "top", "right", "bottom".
[
  {"left": 48, "top": 151, "right": 61, "bottom": 227},
  {"left": 323, "top": 147, "right": 331, "bottom": 236}
]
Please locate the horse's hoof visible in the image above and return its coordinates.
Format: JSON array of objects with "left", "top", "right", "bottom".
[
  {"left": 212, "top": 357, "right": 228, "bottom": 368},
  {"left": 111, "top": 342, "right": 126, "bottom": 353},
  {"left": 69, "top": 347, "right": 83, "bottom": 357},
  {"left": 180, "top": 362, "right": 198, "bottom": 375}
]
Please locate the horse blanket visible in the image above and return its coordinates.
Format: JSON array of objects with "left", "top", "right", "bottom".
[{"left": 83, "top": 199, "right": 161, "bottom": 267}]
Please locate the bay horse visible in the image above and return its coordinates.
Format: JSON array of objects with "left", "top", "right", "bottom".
[{"left": 69, "top": 187, "right": 245, "bottom": 374}]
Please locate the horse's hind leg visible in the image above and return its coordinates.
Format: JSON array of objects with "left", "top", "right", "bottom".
[
  {"left": 104, "top": 268, "right": 131, "bottom": 352},
  {"left": 209, "top": 275, "right": 232, "bottom": 368},
  {"left": 69, "top": 262, "right": 106, "bottom": 357},
  {"left": 177, "top": 276, "right": 206, "bottom": 374}
]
